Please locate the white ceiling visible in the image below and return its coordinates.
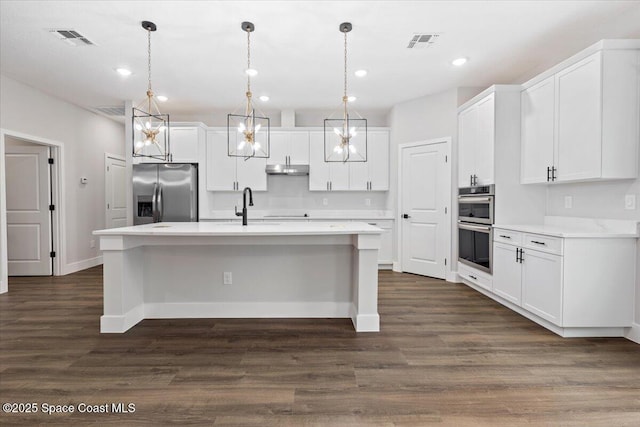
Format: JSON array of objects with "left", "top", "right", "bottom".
[{"left": 1, "top": 0, "right": 639, "bottom": 118}]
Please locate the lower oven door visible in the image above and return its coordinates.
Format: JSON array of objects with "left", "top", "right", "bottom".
[{"left": 458, "top": 222, "right": 493, "bottom": 274}]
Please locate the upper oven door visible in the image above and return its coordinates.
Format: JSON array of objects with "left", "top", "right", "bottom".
[{"left": 458, "top": 195, "right": 494, "bottom": 224}]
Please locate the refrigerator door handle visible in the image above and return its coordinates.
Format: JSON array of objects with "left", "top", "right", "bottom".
[
  {"left": 152, "top": 183, "right": 159, "bottom": 222},
  {"left": 157, "top": 184, "right": 164, "bottom": 222}
]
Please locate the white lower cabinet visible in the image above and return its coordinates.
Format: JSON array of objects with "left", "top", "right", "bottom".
[
  {"left": 492, "top": 242, "right": 523, "bottom": 305},
  {"left": 491, "top": 228, "right": 635, "bottom": 334},
  {"left": 365, "top": 220, "right": 393, "bottom": 265},
  {"left": 520, "top": 248, "right": 562, "bottom": 325},
  {"left": 493, "top": 238, "right": 563, "bottom": 325}
]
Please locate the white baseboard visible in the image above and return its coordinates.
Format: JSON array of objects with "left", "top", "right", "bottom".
[
  {"left": 446, "top": 271, "right": 461, "bottom": 283},
  {"left": 625, "top": 322, "right": 640, "bottom": 344},
  {"left": 378, "top": 263, "right": 393, "bottom": 270},
  {"left": 100, "top": 304, "right": 144, "bottom": 333},
  {"left": 62, "top": 255, "right": 103, "bottom": 275},
  {"left": 0, "top": 279, "right": 6, "bottom": 294},
  {"left": 392, "top": 261, "right": 401, "bottom": 272}
]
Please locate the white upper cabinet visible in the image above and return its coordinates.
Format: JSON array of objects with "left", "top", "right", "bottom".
[
  {"left": 133, "top": 126, "right": 201, "bottom": 164},
  {"left": 349, "top": 131, "right": 390, "bottom": 191},
  {"left": 521, "top": 76, "right": 555, "bottom": 184},
  {"left": 170, "top": 127, "right": 201, "bottom": 163},
  {"left": 458, "top": 93, "right": 495, "bottom": 187},
  {"left": 309, "top": 132, "right": 349, "bottom": 191},
  {"left": 309, "top": 130, "right": 389, "bottom": 191},
  {"left": 267, "top": 131, "right": 309, "bottom": 165},
  {"left": 206, "top": 130, "right": 267, "bottom": 192},
  {"left": 521, "top": 47, "right": 639, "bottom": 183}
]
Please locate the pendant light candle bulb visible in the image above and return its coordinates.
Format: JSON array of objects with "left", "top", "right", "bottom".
[{"left": 245, "top": 68, "right": 258, "bottom": 76}]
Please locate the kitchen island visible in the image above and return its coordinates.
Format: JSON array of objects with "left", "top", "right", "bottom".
[{"left": 93, "top": 222, "right": 382, "bottom": 333}]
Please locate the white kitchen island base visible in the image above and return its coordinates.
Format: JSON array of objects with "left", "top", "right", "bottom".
[{"left": 94, "top": 222, "right": 382, "bottom": 333}]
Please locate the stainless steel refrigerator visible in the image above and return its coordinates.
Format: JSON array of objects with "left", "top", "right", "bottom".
[{"left": 133, "top": 163, "right": 198, "bottom": 225}]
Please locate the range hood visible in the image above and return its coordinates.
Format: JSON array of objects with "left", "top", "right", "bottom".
[{"left": 265, "top": 164, "right": 309, "bottom": 176}]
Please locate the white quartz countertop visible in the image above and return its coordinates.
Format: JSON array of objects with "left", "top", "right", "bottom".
[
  {"left": 200, "top": 210, "right": 394, "bottom": 221},
  {"left": 493, "top": 223, "right": 639, "bottom": 238},
  {"left": 94, "top": 221, "right": 383, "bottom": 237}
]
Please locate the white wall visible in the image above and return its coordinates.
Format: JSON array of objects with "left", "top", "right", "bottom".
[
  {"left": 387, "top": 87, "right": 483, "bottom": 276},
  {"left": 0, "top": 74, "right": 125, "bottom": 275}
]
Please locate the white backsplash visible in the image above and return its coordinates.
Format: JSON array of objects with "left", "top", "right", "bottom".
[{"left": 201, "top": 174, "right": 390, "bottom": 215}]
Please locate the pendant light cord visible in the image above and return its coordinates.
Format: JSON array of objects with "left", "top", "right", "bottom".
[
  {"left": 247, "top": 30, "right": 251, "bottom": 94},
  {"left": 147, "top": 28, "right": 153, "bottom": 113},
  {"left": 343, "top": 30, "right": 348, "bottom": 126}
]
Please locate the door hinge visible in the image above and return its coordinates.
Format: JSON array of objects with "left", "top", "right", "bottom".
[
  {"left": 107, "top": 166, "right": 109, "bottom": 171},
  {"left": 107, "top": 203, "right": 110, "bottom": 209},
  {"left": 48, "top": 158, "right": 54, "bottom": 164},
  {"left": 444, "top": 258, "right": 447, "bottom": 266},
  {"left": 445, "top": 207, "right": 447, "bottom": 214},
  {"left": 50, "top": 251, "right": 56, "bottom": 258},
  {"left": 49, "top": 204, "right": 55, "bottom": 211},
  {"left": 445, "top": 155, "right": 448, "bottom": 163}
]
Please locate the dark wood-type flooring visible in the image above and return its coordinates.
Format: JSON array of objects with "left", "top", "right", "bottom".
[{"left": 1, "top": 266, "right": 639, "bottom": 426}]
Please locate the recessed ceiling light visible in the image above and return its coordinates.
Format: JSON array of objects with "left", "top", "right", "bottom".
[
  {"left": 354, "top": 69, "right": 367, "bottom": 77},
  {"left": 451, "top": 57, "right": 468, "bottom": 66},
  {"left": 115, "top": 68, "right": 132, "bottom": 76},
  {"left": 245, "top": 68, "right": 258, "bottom": 77},
  {"left": 156, "top": 95, "right": 168, "bottom": 102},
  {"left": 347, "top": 96, "right": 357, "bottom": 102},
  {"left": 259, "top": 95, "right": 269, "bottom": 102}
]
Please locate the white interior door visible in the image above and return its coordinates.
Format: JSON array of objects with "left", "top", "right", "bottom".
[
  {"left": 400, "top": 142, "right": 448, "bottom": 279},
  {"left": 6, "top": 142, "right": 52, "bottom": 276},
  {"left": 105, "top": 155, "right": 127, "bottom": 228}
]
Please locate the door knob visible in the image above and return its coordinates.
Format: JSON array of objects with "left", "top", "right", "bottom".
[{"left": 402, "top": 214, "right": 411, "bottom": 219}]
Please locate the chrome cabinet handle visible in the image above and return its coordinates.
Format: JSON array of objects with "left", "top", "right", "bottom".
[{"left": 157, "top": 185, "right": 164, "bottom": 222}]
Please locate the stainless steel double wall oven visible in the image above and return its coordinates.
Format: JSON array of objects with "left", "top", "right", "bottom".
[{"left": 457, "top": 185, "right": 494, "bottom": 273}]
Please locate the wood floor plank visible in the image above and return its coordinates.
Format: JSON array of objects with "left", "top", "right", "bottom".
[{"left": 1, "top": 267, "right": 639, "bottom": 426}]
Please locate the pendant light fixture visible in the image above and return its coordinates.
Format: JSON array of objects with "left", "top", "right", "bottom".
[
  {"left": 227, "top": 21, "right": 270, "bottom": 160},
  {"left": 132, "top": 20, "right": 170, "bottom": 161},
  {"left": 324, "top": 22, "right": 367, "bottom": 163}
]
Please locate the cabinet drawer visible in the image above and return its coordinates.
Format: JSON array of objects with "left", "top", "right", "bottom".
[
  {"left": 458, "top": 263, "right": 492, "bottom": 291},
  {"left": 523, "top": 233, "right": 563, "bottom": 255},
  {"left": 494, "top": 229, "right": 522, "bottom": 245}
]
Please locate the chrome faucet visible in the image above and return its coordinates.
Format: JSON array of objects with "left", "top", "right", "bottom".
[{"left": 235, "top": 187, "right": 254, "bottom": 226}]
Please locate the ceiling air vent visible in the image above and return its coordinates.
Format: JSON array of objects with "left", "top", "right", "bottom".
[
  {"left": 407, "top": 33, "right": 440, "bottom": 49},
  {"left": 94, "top": 106, "right": 125, "bottom": 117},
  {"left": 48, "top": 29, "right": 95, "bottom": 46}
]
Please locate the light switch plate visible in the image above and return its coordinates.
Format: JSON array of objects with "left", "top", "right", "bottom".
[
  {"left": 564, "top": 196, "right": 572, "bottom": 209},
  {"left": 625, "top": 194, "right": 636, "bottom": 210}
]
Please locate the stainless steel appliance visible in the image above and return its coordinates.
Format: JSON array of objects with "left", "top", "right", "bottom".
[
  {"left": 458, "top": 185, "right": 494, "bottom": 224},
  {"left": 133, "top": 163, "right": 198, "bottom": 225},
  {"left": 458, "top": 185, "right": 494, "bottom": 273}
]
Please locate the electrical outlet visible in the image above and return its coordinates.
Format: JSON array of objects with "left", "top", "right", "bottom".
[
  {"left": 564, "top": 196, "right": 573, "bottom": 209},
  {"left": 625, "top": 194, "right": 636, "bottom": 210},
  {"left": 223, "top": 272, "right": 232, "bottom": 285},
  {"left": 322, "top": 198, "right": 328, "bottom": 206},
  {"left": 365, "top": 198, "right": 371, "bottom": 206},
  {"left": 90, "top": 239, "right": 95, "bottom": 249}
]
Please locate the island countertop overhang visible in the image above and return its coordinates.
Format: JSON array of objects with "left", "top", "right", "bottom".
[{"left": 93, "top": 221, "right": 383, "bottom": 237}]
